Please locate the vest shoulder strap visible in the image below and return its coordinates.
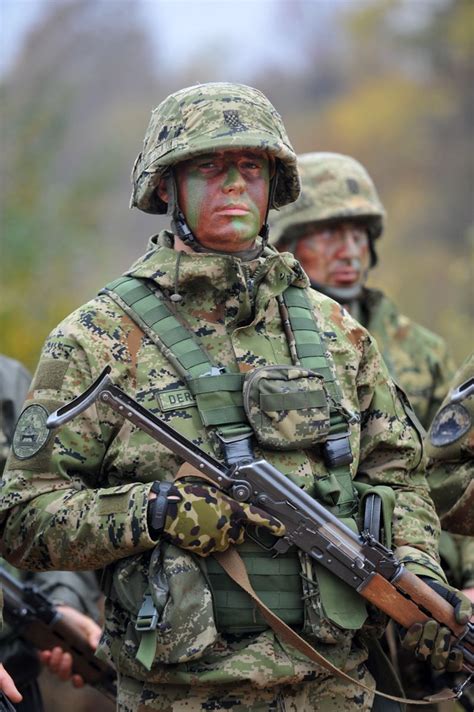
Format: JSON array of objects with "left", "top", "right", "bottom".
[
  {"left": 101, "top": 276, "right": 249, "bottom": 439},
  {"left": 101, "top": 277, "right": 355, "bottom": 510}
]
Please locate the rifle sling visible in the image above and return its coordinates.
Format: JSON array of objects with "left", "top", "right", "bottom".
[
  {"left": 212, "top": 546, "right": 458, "bottom": 707},
  {"left": 172, "top": 467, "right": 457, "bottom": 706}
]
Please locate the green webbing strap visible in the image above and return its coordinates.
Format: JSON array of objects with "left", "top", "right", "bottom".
[
  {"left": 283, "top": 287, "right": 355, "bottom": 513},
  {"left": 187, "top": 374, "right": 243, "bottom": 395},
  {"left": 261, "top": 390, "right": 327, "bottom": 411},
  {"left": 134, "top": 593, "right": 159, "bottom": 670},
  {"left": 101, "top": 276, "right": 251, "bottom": 440},
  {"left": 102, "top": 277, "right": 356, "bottom": 511}
]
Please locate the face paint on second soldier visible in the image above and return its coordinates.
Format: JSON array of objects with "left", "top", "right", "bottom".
[
  {"left": 173, "top": 149, "right": 271, "bottom": 253},
  {"left": 294, "top": 220, "right": 371, "bottom": 289}
]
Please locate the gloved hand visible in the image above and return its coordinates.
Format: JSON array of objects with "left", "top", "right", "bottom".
[
  {"left": 400, "top": 578, "right": 472, "bottom": 672},
  {"left": 161, "top": 480, "right": 285, "bottom": 556}
]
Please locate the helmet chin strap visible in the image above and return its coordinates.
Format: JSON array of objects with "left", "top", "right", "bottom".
[{"left": 166, "top": 171, "right": 276, "bottom": 261}]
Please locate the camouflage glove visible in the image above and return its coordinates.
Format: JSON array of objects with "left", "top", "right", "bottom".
[
  {"left": 400, "top": 578, "right": 472, "bottom": 672},
  {"left": 159, "top": 480, "right": 285, "bottom": 556}
]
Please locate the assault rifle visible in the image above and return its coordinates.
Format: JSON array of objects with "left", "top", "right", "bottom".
[
  {"left": 47, "top": 366, "right": 474, "bottom": 679},
  {"left": 0, "top": 565, "right": 116, "bottom": 701}
]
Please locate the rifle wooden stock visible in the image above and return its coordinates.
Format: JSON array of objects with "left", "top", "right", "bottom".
[
  {"left": 360, "top": 571, "right": 473, "bottom": 673},
  {"left": 361, "top": 571, "right": 464, "bottom": 635}
]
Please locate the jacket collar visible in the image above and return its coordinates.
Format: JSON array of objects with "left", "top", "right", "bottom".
[{"left": 126, "top": 231, "right": 309, "bottom": 301}]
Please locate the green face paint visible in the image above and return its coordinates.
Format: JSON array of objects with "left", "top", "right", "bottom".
[{"left": 175, "top": 150, "right": 271, "bottom": 252}]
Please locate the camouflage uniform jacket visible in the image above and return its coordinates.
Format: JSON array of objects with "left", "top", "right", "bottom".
[
  {"left": 0, "top": 232, "right": 444, "bottom": 687},
  {"left": 0, "top": 355, "right": 101, "bottom": 673},
  {"left": 357, "top": 288, "right": 456, "bottom": 429}
]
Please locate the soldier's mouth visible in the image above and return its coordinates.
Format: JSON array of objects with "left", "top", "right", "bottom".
[
  {"left": 331, "top": 268, "right": 360, "bottom": 284},
  {"left": 217, "top": 204, "right": 251, "bottom": 215}
]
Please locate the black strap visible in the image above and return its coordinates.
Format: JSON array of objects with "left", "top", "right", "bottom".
[{"left": 146, "top": 481, "right": 175, "bottom": 540}]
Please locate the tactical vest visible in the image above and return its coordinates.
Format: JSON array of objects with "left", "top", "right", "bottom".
[{"left": 101, "top": 275, "right": 364, "bottom": 634}]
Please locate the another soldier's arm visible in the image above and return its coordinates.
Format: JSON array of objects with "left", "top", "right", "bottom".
[
  {"left": 457, "top": 534, "right": 474, "bottom": 602},
  {"left": 355, "top": 334, "right": 446, "bottom": 582},
  {"left": 426, "top": 342, "right": 457, "bottom": 427},
  {"left": 29, "top": 569, "right": 103, "bottom": 685},
  {"left": 30, "top": 570, "right": 102, "bottom": 621}
]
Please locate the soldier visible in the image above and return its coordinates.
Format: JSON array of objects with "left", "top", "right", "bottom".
[
  {"left": 426, "top": 352, "right": 474, "bottom": 538},
  {"left": 268, "top": 152, "right": 472, "bottom": 706},
  {"left": 268, "top": 152, "right": 456, "bottom": 430},
  {"left": 0, "top": 355, "right": 103, "bottom": 711},
  {"left": 0, "top": 84, "right": 470, "bottom": 711},
  {"left": 425, "top": 354, "right": 474, "bottom": 712}
]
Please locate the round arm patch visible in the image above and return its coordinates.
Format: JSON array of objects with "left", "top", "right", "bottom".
[{"left": 12, "top": 404, "right": 51, "bottom": 459}]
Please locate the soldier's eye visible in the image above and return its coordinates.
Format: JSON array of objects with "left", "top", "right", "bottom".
[
  {"left": 241, "top": 159, "right": 263, "bottom": 171},
  {"left": 198, "top": 161, "right": 217, "bottom": 170}
]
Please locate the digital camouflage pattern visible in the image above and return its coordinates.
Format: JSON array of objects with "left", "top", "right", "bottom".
[
  {"left": 0, "top": 355, "right": 102, "bottom": 686},
  {"left": 243, "top": 365, "right": 331, "bottom": 450},
  {"left": 355, "top": 288, "right": 456, "bottom": 430},
  {"left": 0, "top": 231, "right": 446, "bottom": 705},
  {"left": 426, "top": 353, "right": 474, "bottom": 535},
  {"left": 265, "top": 151, "right": 467, "bottom": 706},
  {"left": 268, "top": 152, "right": 385, "bottom": 257},
  {"left": 438, "top": 531, "right": 474, "bottom": 591},
  {"left": 162, "top": 481, "right": 285, "bottom": 555},
  {"left": 110, "top": 541, "right": 219, "bottom": 666},
  {"left": 117, "top": 659, "right": 375, "bottom": 712},
  {"left": 131, "top": 83, "right": 300, "bottom": 215},
  {"left": 268, "top": 154, "right": 455, "bottom": 429}
]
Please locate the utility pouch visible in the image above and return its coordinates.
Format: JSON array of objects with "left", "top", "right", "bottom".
[
  {"left": 354, "top": 481, "right": 396, "bottom": 549},
  {"left": 243, "top": 365, "right": 331, "bottom": 450},
  {"left": 110, "top": 543, "right": 218, "bottom": 671}
]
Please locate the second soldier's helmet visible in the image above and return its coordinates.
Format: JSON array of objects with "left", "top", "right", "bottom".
[
  {"left": 131, "top": 82, "right": 300, "bottom": 215},
  {"left": 269, "top": 152, "right": 385, "bottom": 266}
]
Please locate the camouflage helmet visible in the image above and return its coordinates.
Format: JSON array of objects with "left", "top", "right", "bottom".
[
  {"left": 269, "top": 152, "right": 385, "bottom": 253},
  {"left": 131, "top": 82, "right": 300, "bottom": 215}
]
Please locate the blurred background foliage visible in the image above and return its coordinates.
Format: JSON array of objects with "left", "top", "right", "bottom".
[{"left": 1, "top": 0, "right": 473, "bottom": 374}]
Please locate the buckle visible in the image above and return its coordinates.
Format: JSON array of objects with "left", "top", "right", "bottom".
[{"left": 135, "top": 594, "right": 159, "bottom": 632}]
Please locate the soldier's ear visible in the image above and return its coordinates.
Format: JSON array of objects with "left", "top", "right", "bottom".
[{"left": 157, "top": 178, "right": 169, "bottom": 204}]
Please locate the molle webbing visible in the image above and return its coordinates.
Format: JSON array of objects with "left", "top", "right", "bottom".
[
  {"left": 205, "top": 540, "right": 303, "bottom": 633},
  {"left": 102, "top": 277, "right": 211, "bottom": 377},
  {"left": 282, "top": 289, "right": 356, "bottom": 513},
  {"left": 101, "top": 276, "right": 353, "bottom": 453},
  {"left": 101, "top": 276, "right": 249, "bottom": 439},
  {"left": 282, "top": 288, "right": 347, "bottom": 434}
]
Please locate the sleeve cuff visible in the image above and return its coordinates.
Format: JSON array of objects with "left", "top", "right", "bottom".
[
  {"left": 395, "top": 545, "right": 447, "bottom": 584},
  {"left": 96, "top": 481, "right": 157, "bottom": 553}
]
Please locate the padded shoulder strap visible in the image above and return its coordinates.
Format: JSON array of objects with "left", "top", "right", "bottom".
[
  {"left": 101, "top": 276, "right": 250, "bottom": 440},
  {"left": 283, "top": 287, "right": 357, "bottom": 513}
]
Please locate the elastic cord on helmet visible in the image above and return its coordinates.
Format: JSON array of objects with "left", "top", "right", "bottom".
[
  {"left": 368, "top": 234, "right": 378, "bottom": 268},
  {"left": 258, "top": 174, "right": 277, "bottom": 251}
]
